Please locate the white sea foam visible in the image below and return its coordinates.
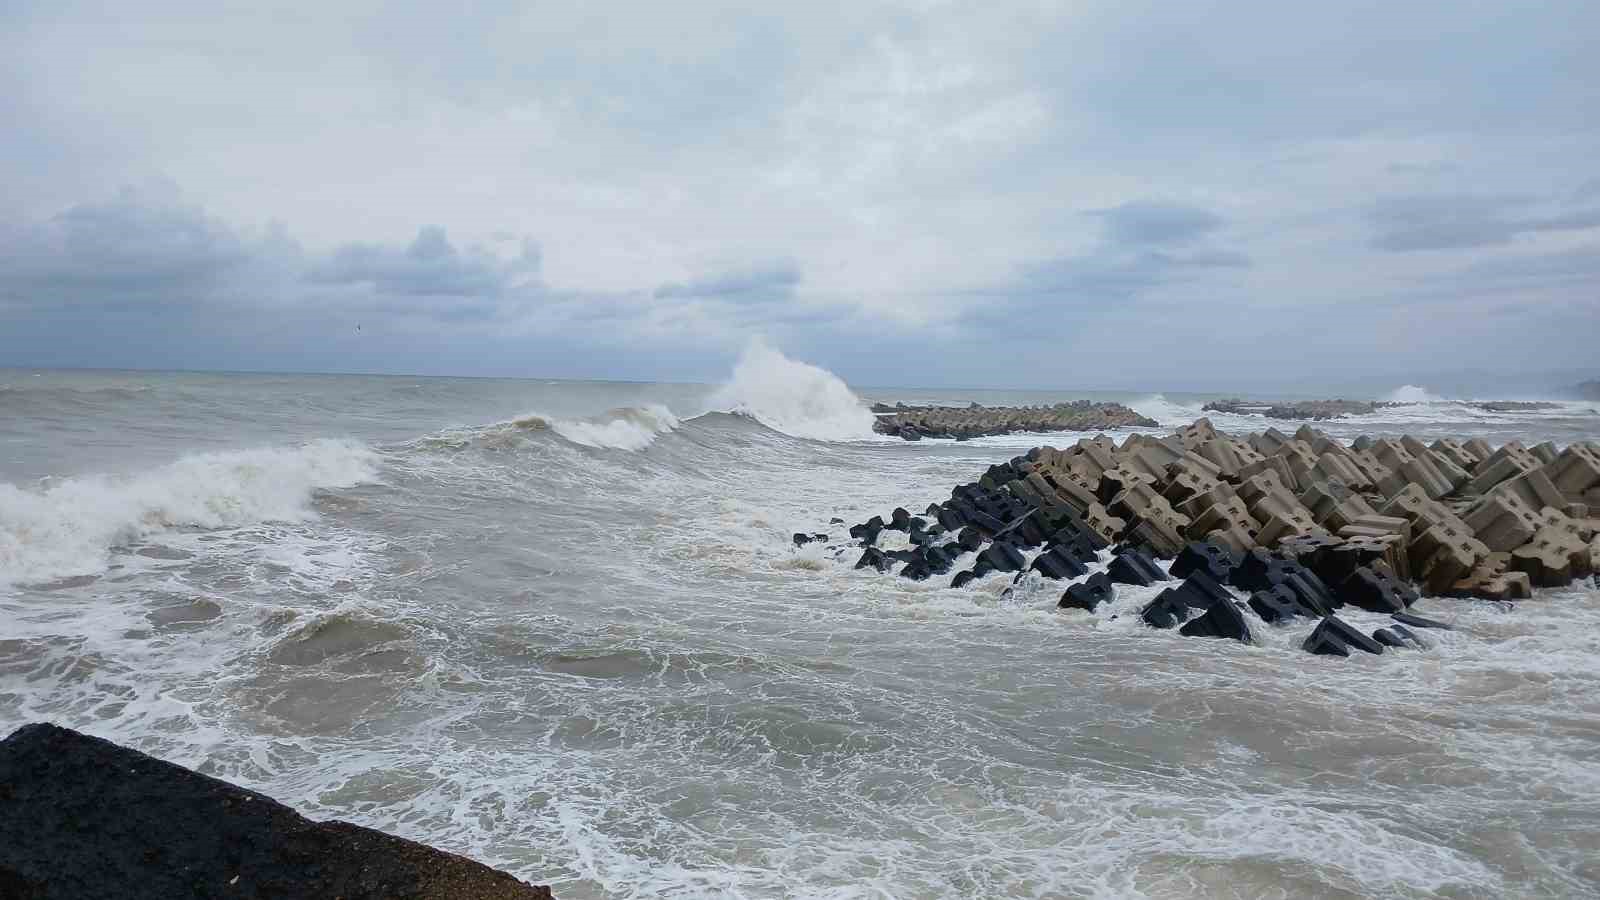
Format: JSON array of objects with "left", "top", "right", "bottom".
[
  {"left": 707, "top": 339, "right": 877, "bottom": 441},
  {"left": 0, "top": 439, "right": 379, "bottom": 586},
  {"left": 550, "top": 404, "right": 681, "bottom": 451}
]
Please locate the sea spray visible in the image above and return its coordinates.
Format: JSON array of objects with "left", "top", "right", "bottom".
[
  {"left": 707, "top": 339, "right": 877, "bottom": 441},
  {"left": 1383, "top": 384, "right": 1448, "bottom": 403}
]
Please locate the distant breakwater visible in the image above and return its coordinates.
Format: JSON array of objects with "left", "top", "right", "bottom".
[
  {"left": 871, "top": 401, "right": 1158, "bottom": 440},
  {"left": 1203, "top": 397, "right": 1564, "bottom": 420}
]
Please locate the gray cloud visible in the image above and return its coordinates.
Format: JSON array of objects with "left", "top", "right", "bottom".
[
  {"left": 653, "top": 260, "right": 801, "bottom": 303},
  {"left": 310, "top": 227, "right": 541, "bottom": 305},
  {"left": 1089, "top": 202, "right": 1224, "bottom": 246},
  {"left": 2, "top": 1, "right": 1599, "bottom": 388},
  {"left": 1369, "top": 192, "right": 1600, "bottom": 251}
]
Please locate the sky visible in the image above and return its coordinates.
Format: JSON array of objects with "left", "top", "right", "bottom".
[{"left": 2, "top": 1, "right": 1598, "bottom": 393}]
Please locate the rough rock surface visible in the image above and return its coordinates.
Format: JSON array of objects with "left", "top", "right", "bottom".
[
  {"left": 0, "top": 722, "right": 554, "bottom": 900},
  {"left": 871, "top": 401, "right": 1158, "bottom": 440}
]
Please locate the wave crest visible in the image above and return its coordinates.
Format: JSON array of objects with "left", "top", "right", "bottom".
[
  {"left": 707, "top": 340, "right": 876, "bottom": 441},
  {"left": 551, "top": 404, "right": 681, "bottom": 451},
  {"left": 0, "top": 439, "right": 380, "bottom": 586},
  {"left": 1382, "top": 384, "right": 1447, "bottom": 404}
]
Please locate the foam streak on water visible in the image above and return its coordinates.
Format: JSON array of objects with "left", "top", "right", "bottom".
[{"left": 2, "top": 363, "right": 1599, "bottom": 898}]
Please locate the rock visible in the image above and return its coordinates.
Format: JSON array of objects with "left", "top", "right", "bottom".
[
  {"left": 1106, "top": 548, "right": 1168, "bottom": 586},
  {"left": 1280, "top": 570, "right": 1338, "bottom": 616},
  {"left": 855, "top": 548, "right": 891, "bottom": 571},
  {"left": 1312, "top": 611, "right": 1388, "bottom": 656},
  {"left": 1030, "top": 546, "right": 1089, "bottom": 580},
  {"left": 1140, "top": 590, "right": 1191, "bottom": 629},
  {"left": 1304, "top": 615, "right": 1385, "bottom": 656},
  {"left": 1228, "top": 548, "right": 1320, "bottom": 597},
  {"left": 1392, "top": 611, "right": 1453, "bottom": 630},
  {"left": 1372, "top": 627, "right": 1406, "bottom": 649},
  {"left": 1339, "top": 564, "right": 1419, "bottom": 613},
  {"left": 0, "top": 723, "right": 553, "bottom": 900},
  {"left": 1302, "top": 623, "right": 1351, "bottom": 657},
  {"left": 1247, "top": 585, "right": 1306, "bottom": 623},
  {"left": 792, "top": 532, "right": 828, "bottom": 547},
  {"left": 1047, "top": 528, "right": 1101, "bottom": 564},
  {"left": 1059, "top": 572, "right": 1116, "bottom": 612},
  {"left": 950, "top": 569, "right": 978, "bottom": 588},
  {"left": 956, "top": 526, "right": 985, "bottom": 553},
  {"left": 978, "top": 542, "right": 1027, "bottom": 573},
  {"left": 1178, "top": 598, "right": 1253, "bottom": 643},
  {"left": 1160, "top": 571, "right": 1234, "bottom": 612},
  {"left": 1168, "top": 540, "right": 1240, "bottom": 582}
]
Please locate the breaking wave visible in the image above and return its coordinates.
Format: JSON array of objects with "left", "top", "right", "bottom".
[
  {"left": 550, "top": 404, "right": 681, "bottom": 451},
  {"left": 706, "top": 339, "right": 877, "bottom": 441},
  {"left": 1129, "top": 394, "right": 1210, "bottom": 427},
  {"left": 0, "top": 439, "right": 380, "bottom": 587},
  {"left": 1382, "top": 384, "right": 1448, "bottom": 404}
]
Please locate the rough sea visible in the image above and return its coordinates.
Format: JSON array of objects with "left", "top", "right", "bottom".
[{"left": 4, "top": 345, "right": 1599, "bottom": 898}]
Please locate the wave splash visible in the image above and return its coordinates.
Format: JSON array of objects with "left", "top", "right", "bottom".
[
  {"left": 0, "top": 439, "right": 380, "bottom": 586},
  {"left": 706, "top": 340, "right": 877, "bottom": 441},
  {"left": 1382, "top": 384, "right": 1447, "bottom": 404}
]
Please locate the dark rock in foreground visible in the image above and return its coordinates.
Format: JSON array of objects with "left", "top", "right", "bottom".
[
  {"left": 0, "top": 722, "right": 553, "bottom": 900},
  {"left": 871, "top": 401, "right": 1158, "bottom": 441}
]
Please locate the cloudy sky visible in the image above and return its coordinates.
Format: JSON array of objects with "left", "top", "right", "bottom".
[{"left": 2, "top": 1, "right": 1597, "bottom": 391}]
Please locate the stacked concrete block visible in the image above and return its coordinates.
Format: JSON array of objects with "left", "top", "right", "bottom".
[
  {"left": 1510, "top": 526, "right": 1592, "bottom": 587},
  {"left": 1256, "top": 506, "right": 1328, "bottom": 548},
  {"left": 1273, "top": 441, "right": 1321, "bottom": 491},
  {"left": 1312, "top": 451, "right": 1375, "bottom": 492},
  {"left": 1188, "top": 496, "right": 1260, "bottom": 542},
  {"left": 1401, "top": 436, "right": 1472, "bottom": 493},
  {"left": 1237, "top": 470, "right": 1302, "bottom": 523},
  {"left": 1249, "top": 427, "right": 1293, "bottom": 456},
  {"left": 1467, "top": 444, "right": 1541, "bottom": 495},
  {"left": 1197, "top": 437, "right": 1263, "bottom": 479},
  {"left": 1413, "top": 522, "right": 1491, "bottom": 595},
  {"left": 1447, "top": 552, "right": 1532, "bottom": 600},
  {"left": 1096, "top": 466, "right": 1155, "bottom": 505},
  {"left": 1300, "top": 480, "right": 1377, "bottom": 532},
  {"left": 1178, "top": 482, "right": 1241, "bottom": 520},
  {"left": 1430, "top": 438, "right": 1483, "bottom": 472},
  {"left": 1462, "top": 493, "right": 1544, "bottom": 552},
  {"left": 1236, "top": 453, "right": 1298, "bottom": 490},
  {"left": 1543, "top": 444, "right": 1600, "bottom": 500},
  {"left": 871, "top": 417, "right": 1598, "bottom": 608},
  {"left": 1163, "top": 467, "right": 1223, "bottom": 508},
  {"left": 1490, "top": 468, "right": 1566, "bottom": 512},
  {"left": 1177, "top": 418, "right": 1218, "bottom": 450},
  {"left": 1041, "top": 466, "right": 1098, "bottom": 513},
  {"left": 1128, "top": 441, "right": 1184, "bottom": 483},
  {"left": 1339, "top": 515, "right": 1410, "bottom": 542},
  {"left": 1082, "top": 503, "right": 1126, "bottom": 547}
]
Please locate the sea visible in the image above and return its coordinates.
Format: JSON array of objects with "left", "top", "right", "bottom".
[{"left": 4, "top": 344, "right": 1599, "bottom": 899}]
